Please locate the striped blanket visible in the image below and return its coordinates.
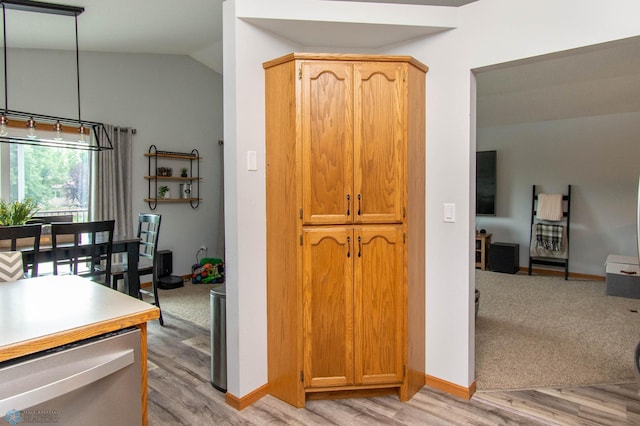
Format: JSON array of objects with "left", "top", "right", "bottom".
[{"left": 535, "top": 223, "right": 564, "bottom": 252}]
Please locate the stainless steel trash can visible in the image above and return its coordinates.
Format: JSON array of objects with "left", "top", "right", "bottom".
[{"left": 210, "top": 284, "right": 227, "bottom": 392}]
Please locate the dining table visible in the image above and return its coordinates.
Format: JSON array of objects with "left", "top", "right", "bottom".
[{"left": 19, "top": 234, "right": 142, "bottom": 298}]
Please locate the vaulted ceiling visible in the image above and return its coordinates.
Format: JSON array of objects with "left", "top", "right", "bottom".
[
  {"left": 0, "top": 0, "right": 474, "bottom": 74},
  {"left": 4, "top": 0, "right": 638, "bottom": 128}
]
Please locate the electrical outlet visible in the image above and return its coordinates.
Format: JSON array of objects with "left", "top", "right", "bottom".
[{"left": 200, "top": 245, "right": 207, "bottom": 252}]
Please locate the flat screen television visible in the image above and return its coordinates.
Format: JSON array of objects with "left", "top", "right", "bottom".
[{"left": 476, "top": 150, "right": 496, "bottom": 216}]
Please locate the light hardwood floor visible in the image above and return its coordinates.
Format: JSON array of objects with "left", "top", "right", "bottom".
[{"left": 147, "top": 314, "right": 640, "bottom": 425}]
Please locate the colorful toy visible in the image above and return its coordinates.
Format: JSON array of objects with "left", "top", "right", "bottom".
[{"left": 191, "top": 257, "right": 224, "bottom": 284}]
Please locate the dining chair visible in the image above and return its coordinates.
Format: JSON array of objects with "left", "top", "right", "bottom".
[
  {"left": 51, "top": 220, "right": 115, "bottom": 286},
  {"left": 0, "top": 223, "right": 42, "bottom": 277},
  {"left": 111, "top": 213, "right": 164, "bottom": 325},
  {"left": 27, "top": 215, "right": 73, "bottom": 275}
]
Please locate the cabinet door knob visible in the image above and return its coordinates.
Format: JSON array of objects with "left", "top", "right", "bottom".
[
  {"left": 347, "top": 236, "right": 351, "bottom": 258},
  {"left": 357, "top": 194, "right": 362, "bottom": 216},
  {"left": 346, "top": 194, "right": 351, "bottom": 216}
]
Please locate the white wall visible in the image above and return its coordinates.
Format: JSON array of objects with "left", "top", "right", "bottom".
[
  {"left": 224, "top": 0, "right": 640, "bottom": 398},
  {"left": 8, "top": 49, "right": 224, "bottom": 275},
  {"left": 386, "top": 0, "right": 640, "bottom": 388},
  {"left": 223, "top": 0, "right": 303, "bottom": 398},
  {"left": 476, "top": 111, "right": 640, "bottom": 276}
]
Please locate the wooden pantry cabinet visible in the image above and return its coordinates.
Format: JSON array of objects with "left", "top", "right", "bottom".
[{"left": 264, "top": 53, "right": 426, "bottom": 408}]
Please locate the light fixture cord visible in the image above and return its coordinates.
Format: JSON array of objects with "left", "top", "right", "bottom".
[
  {"left": 2, "top": 4, "right": 7, "bottom": 112},
  {"left": 75, "top": 13, "right": 81, "bottom": 123}
]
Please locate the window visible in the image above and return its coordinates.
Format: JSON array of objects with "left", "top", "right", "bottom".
[{"left": 1, "top": 143, "right": 91, "bottom": 222}]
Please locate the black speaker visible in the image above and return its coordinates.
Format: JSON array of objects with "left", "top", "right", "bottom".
[
  {"left": 489, "top": 243, "right": 519, "bottom": 274},
  {"left": 156, "top": 250, "right": 173, "bottom": 277}
]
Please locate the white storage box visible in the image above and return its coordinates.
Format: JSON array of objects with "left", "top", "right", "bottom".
[{"left": 605, "top": 255, "right": 640, "bottom": 299}]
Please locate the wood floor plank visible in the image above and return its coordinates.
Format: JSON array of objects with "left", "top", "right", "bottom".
[
  {"left": 593, "top": 383, "right": 640, "bottom": 414},
  {"left": 408, "top": 390, "right": 525, "bottom": 426},
  {"left": 146, "top": 313, "right": 640, "bottom": 425},
  {"left": 474, "top": 390, "right": 607, "bottom": 426},
  {"left": 181, "top": 334, "right": 210, "bottom": 356},
  {"left": 417, "top": 389, "right": 543, "bottom": 425},
  {"left": 537, "top": 387, "right": 627, "bottom": 418}
]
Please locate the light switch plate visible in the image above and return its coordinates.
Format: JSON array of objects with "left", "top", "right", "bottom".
[
  {"left": 247, "top": 150, "right": 257, "bottom": 171},
  {"left": 443, "top": 203, "right": 456, "bottom": 223}
]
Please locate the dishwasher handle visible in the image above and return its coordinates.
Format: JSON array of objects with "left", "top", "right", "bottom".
[{"left": 0, "top": 349, "right": 134, "bottom": 412}]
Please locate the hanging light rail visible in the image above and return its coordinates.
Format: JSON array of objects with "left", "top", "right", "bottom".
[{"left": 0, "top": 0, "right": 112, "bottom": 151}]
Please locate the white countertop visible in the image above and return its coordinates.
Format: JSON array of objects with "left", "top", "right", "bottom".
[{"left": 0, "top": 275, "right": 159, "bottom": 361}]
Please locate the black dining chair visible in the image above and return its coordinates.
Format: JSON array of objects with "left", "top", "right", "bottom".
[
  {"left": 27, "top": 215, "right": 74, "bottom": 275},
  {"left": 0, "top": 223, "right": 42, "bottom": 278},
  {"left": 50, "top": 220, "right": 115, "bottom": 286},
  {"left": 111, "top": 213, "right": 164, "bottom": 325}
]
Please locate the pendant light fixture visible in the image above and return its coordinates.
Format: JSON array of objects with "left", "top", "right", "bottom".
[{"left": 0, "top": 0, "right": 112, "bottom": 151}]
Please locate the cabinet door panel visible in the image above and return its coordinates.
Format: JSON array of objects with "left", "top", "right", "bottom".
[
  {"left": 303, "top": 227, "right": 354, "bottom": 388},
  {"left": 354, "top": 226, "right": 404, "bottom": 385},
  {"left": 353, "top": 63, "right": 405, "bottom": 224},
  {"left": 302, "top": 62, "right": 354, "bottom": 225}
]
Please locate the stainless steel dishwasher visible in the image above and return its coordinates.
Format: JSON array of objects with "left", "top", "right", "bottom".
[{"left": 0, "top": 327, "right": 141, "bottom": 426}]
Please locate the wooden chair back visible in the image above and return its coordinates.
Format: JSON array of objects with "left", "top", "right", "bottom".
[
  {"left": 138, "top": 213, "right": 162, "bottom": 272},
  {"left": 51, "top": 220, "right": 115, "bottom": 285},
  {"left": 138, "top": 213, "right": 163, "bottom": 324},
  {"left": 0, "top": 224, "right": 42, "bottom": 277},
  {"left": 111, "top": 213, "right": 163, "bottom": 324}
]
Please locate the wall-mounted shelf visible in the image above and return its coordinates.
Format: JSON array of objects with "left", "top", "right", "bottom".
[
  {"left": 146, "top": 145, "right": 201, "bottom": 210},
  {"left": 144, "top": 198, "right": 202, "bottom": 203}
]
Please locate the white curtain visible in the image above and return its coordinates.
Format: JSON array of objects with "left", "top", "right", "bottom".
[{"left": 92, "top": 125, "right": 133, "bottom": 237}]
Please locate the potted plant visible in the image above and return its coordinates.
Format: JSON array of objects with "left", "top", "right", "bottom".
[
  {"left": 180, "top": 168, "right": 188, "bottom": 178},
  {"left": 0, "top": 198, "right": 40, "bottom": 225},
  {"left": 158, "top": 186, "right": 170, "bottom": 199}
]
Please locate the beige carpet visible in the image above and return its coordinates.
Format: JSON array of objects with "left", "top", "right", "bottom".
[
  {"left": 156, "top": 280, "right": 217, "bottom": 329},
  {"left": 476, "top": 270, "right": 640, "bottom": 390}
]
